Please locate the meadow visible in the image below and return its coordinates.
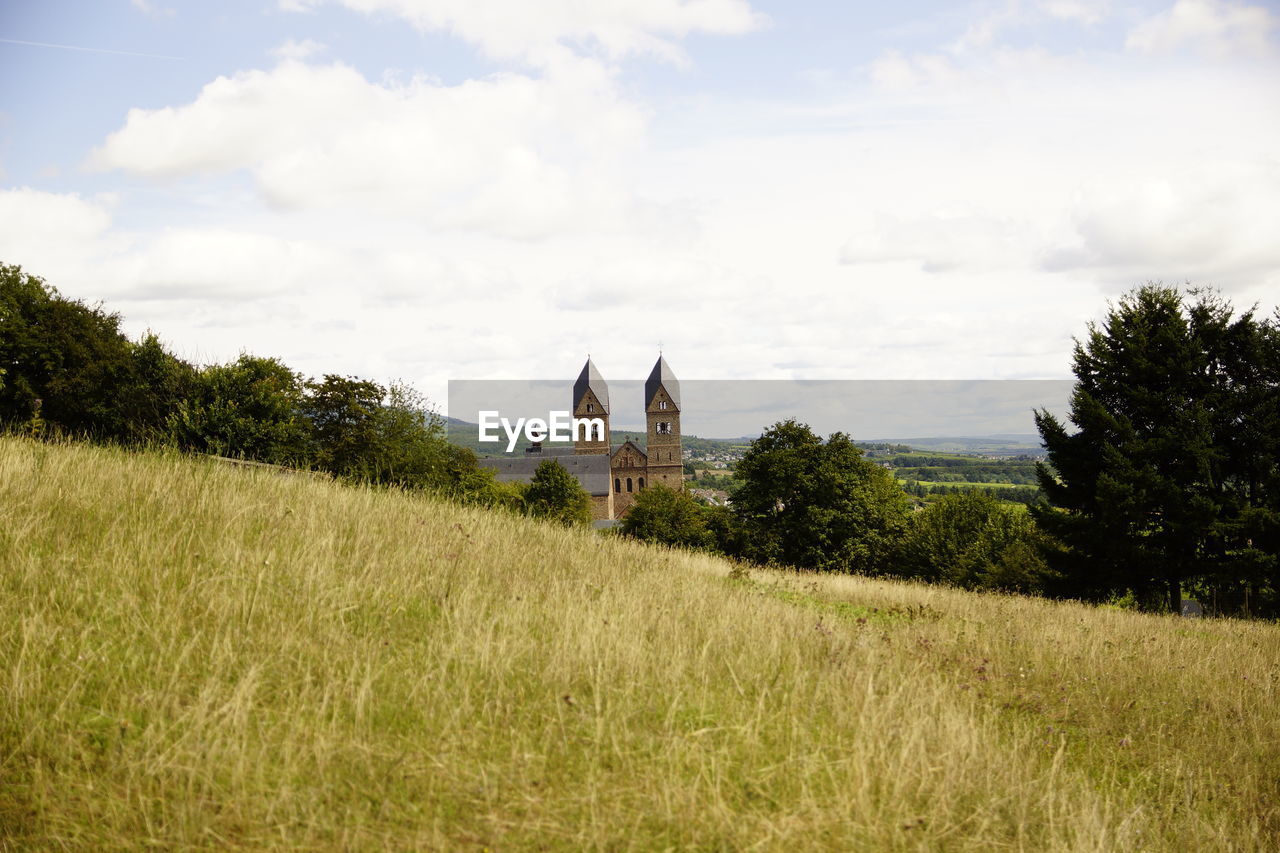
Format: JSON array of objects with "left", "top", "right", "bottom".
[{"left": 2, "top": 436, "right": 1277, "bottom": 850}]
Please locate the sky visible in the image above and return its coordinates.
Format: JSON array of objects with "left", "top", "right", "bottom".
[{"left": 1, "top": 0, "right": 1278, "bottom": 416}]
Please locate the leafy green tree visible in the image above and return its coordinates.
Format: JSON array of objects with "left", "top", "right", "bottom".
[
  {"left": 701, "top": 503, "right": 747, "bottom": 556},
  {"left": 170, "top": 355, "right": 311, "bottom": 465},
  {"left": 896, "top": 491, "right": 1057, "bottom": 593},
  {"left": 1, "top": 264, "right": 135, "bottom": 437},
  {"left": 116, "top": 333, "right": 199, "bottom": 444},
  {"left": 1034, "top": 285, "right": 1280, "bottom": 614},
  {"left": 523, "top": 459, "right": 592, "bottom": 527},
  {"left": 365, "top": 382, "right": 499, "bottom": 496},
  {"left": 450, "top": 460, "right": 528, "bottom": 511},
  {"left": 303, "top": 374, "right": 386, "bottom": 478},
  {"left": 620, "top": 483, "right": 712, "bottom": 549},
  {"left": 0, "top": 265, "right": 198, "bottom": 443},
  {"left": 732, "top": 419, "right": 910, "bottom": 572}
]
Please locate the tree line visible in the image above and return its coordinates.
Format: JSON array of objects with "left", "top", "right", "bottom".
[
  {"left": 902, "top": 480, "right": 1044, "bottom": 506},
  {"left": 620, "top": 285, "right": 1279, "bottom": 618},
  {"left": 620, "top": 423, "right": 1056, "bottom": 596},
  {"left": 0, "top": 263, "right": 579, "bottom": 522},
  {"left": 4, "top": 264, "right": 1277, "bottom": 616},
  {"left": 894, "top": 465, "right": 1040, "bottom": 485}
]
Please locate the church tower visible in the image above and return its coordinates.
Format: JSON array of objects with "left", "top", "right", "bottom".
[
  {"left": 572, "top": 357, "right": 611, "bottom": 455},
  {"left": 644, "top": 355, "right": 682, "bottom": 488}
]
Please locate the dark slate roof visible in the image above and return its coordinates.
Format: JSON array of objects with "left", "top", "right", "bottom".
[
  {"left": 573, "top": 358, "right": 609, "bottom": 414},
  {"left": 477, "top": 455, "right": 611, "bottom": 496},
  {"left": 611, "top": 439, "right": 647, "bottom": 462},
  {"left": 532, "top": 444, "right": 578, "bottom": 456},
  {"left": 645, "top": 355, "right": 680, "bottom": 410}
]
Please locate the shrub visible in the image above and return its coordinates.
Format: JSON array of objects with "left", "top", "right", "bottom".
[
  {"left": 523, "top": 459, "right": 592, "bottom": 527},
  {"left": 896, "top": 491, "right": 1058, "bottom": 593},
  {"left": 620, "top": 483, "right": 712, "bottom": 549}
]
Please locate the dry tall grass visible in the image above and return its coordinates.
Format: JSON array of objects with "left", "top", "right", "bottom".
[{"left": 1, "top": 436, "right": 1276, "bottom": 850}]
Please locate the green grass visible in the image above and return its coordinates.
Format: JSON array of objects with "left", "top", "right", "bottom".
[{"left": 2, "top": 436, "right": 1278, "bottom": 849}]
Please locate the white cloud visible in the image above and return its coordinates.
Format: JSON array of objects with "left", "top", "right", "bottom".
[
  {"left": 87, "top": 57, "right": 647, "bottom": 238},
  {"left": 13, "top": 1, "right": 1280, "bottom": 398},
  {"left": 123, "top": 229, "right": 330, "bottom": 302},
  {"left": 0, "top": 188, "right": 118, "bottom": 283},
  {"left": 947, "top": 0, "right": 1111, "bottom": 56},
  {"left": 0, "top": 187, "right": 111, "bottom": 245},
  {"left": 1041, "top": 161, "right": 1280, "bottom": 290},
  {"left": 840, "top": 210, "right": 1030, "bottom": 273},
  {"left": 1040, "top": 0, "right": 1110, "bottom": 25},
  {"left": 950, "top": 0, "right": 1022, "bottom": 54},
  {"left": 270, "top": 38, "right": 327, "bottom": 60},
  {"left": 869, "top": 49, "right": 960, "bottom": 90},
  {"left": 131, "top": 0, "right": 175, "bottom": 19},
  {"left": 1127, "top": 0, "right": 1277, "bottom": 57},
  {"left": 280, "top": 0, "right": 767, "bottom": 64}
]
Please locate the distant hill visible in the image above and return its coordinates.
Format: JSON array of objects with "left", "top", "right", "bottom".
[
  {"left": 445, "top": 417, "right": 753, "bottom": 458},
  {"left": 447, "top": 416, "right": 1043, "bottom": 459},
  {"left": 864, "top": 435, "right": 1046, "bottom": 457}
]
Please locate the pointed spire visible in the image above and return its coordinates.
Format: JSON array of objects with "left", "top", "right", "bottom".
[
  {"left": 645, "top": 355, "right": 680, "bottom": 410},
  {"left": 573, "top": 357, "right": 609, "bottom": 414}
]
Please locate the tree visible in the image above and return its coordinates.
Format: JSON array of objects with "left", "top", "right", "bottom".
[
  {"left": 364, "top": 382, "right": 495, "bottom": 495},
  {"left": 620, "top": 483, "right": 712, "bottom": 549},
  {"left": 523, "top": 459, "right": 592, "bottom": 527},
  {"left": 702, "top": 503, "right": 747, "bottom": 557},
  {"left": 1, "top": 264, "right": 135, "bottom": 438},
  {"left": 896, "top": 491, "right": 1057, "bottom": 593},
  {"left": 169, "top": 355, "right": 311, "bottom": 465},
  {"left": 0, "top": 265, "right": 199, "bottom": 443},
  {"left": 732, "top": 419, "right": 910, "bottom": 572},
  {"left": 116, "top": 333, "right": 199, "bottom": 444},
  {"left": 1033, "top": 285, "right": 1280, "bottom": 614},
  {"left": 302, "top": 374, "right": 386, "bottom": 478}
]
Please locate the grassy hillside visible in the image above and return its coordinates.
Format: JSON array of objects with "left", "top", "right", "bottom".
[{"left": 2, "top": 437, "right": 1277, "bottom": 850}]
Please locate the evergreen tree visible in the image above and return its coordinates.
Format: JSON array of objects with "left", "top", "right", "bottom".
[{"left": 1033, "top": 285, "right": 1279, "bottom": 614}]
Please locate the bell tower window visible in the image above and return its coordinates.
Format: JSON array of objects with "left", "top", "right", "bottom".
[{"left": 656, "top": 422, "right": 672, "bottom": 435}]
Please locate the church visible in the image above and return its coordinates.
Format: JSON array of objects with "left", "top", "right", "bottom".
[{"left": 478, "top": 355, "right": 683, "bottom": 522}]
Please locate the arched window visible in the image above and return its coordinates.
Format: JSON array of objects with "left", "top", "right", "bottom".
[
  {"left": 626, "top": 477, "right": 633, "bottom": 492},
  {"left": 586, "top": 403, "right": 594, "bottom": 413},
  {"left": 639, "top": 477, "right": 645, "bottom": 489},
  {"left": 614, "top": 477, "right": 621, "bottom": 493},
  {"left": 659, "top": 400, "right": 667, "bottom": 410}
]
